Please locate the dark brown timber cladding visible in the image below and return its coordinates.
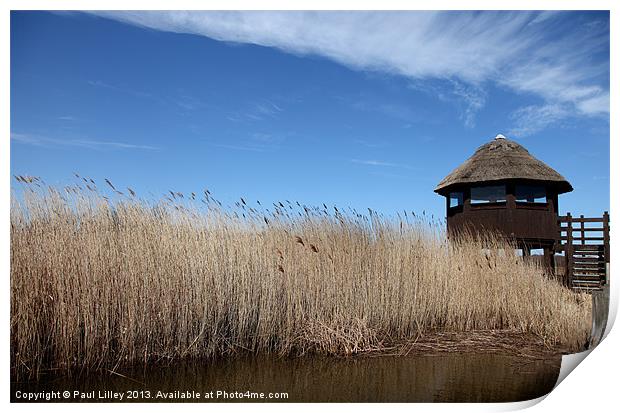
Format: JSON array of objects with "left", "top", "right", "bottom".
[{"left": 445, "top": 182, "right": 560, "bottom": 244}]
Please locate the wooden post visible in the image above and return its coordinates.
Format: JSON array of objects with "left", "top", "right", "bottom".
[
  {"left": 566, "top": 213, "right": 573, "bottom": 288},
  {"left": 580, "top": 215, "right": 585, "bottom": 246},
  {"left": 445, "top": 196, "right": 450, "bottom": 235},
  {"left": 543, "top": 246, "right": 551, "bottom": 276},
  {"left": 506, "top": 183, "right": 516, "bottom": 209},
  {"left": 463, "top": 187, "right": 471, "bottom": 213}
]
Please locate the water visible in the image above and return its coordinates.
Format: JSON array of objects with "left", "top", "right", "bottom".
[{"left": 12, "top": 352, "right": 561, "bottom": 403}]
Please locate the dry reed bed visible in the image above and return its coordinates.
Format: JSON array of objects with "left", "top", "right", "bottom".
[{"left": 10, "top": 180, "right": 591, "bottom": 379}]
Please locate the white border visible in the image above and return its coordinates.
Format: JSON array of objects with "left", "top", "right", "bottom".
[{"left": 3, "top": 1, "right": 617, "bottom": 411}]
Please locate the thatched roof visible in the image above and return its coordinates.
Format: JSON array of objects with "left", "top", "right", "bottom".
[{"left": 435, "top": 134, "right": 573, "bottom": 194}]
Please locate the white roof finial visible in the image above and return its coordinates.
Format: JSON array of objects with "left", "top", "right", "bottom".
[{"left": 495, "top": 133, "right": 506, "bottom": 140}]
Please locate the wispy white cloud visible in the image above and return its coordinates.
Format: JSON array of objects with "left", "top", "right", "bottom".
[
  {"left": 449, "top": 81, "right": 486, "bottom": 128},
  {"left": 407, "top": 79, "right": 486, "bottom": 127},
  {"left": 88, "top": 79, "right": 167, "bottom": 105},
  {"left": 210, "top": 130, "right": 288, "bottom": 152},
  {"left": 174, "top": 94, "right": 206, "bottom": 111},
  {"left": 227, "top": 99, "right": 285, "bottom": 122},
  {"left": 91, "top": 11, "right": 609, "bottom": 132},
  {"left": 576, "top": 92, "right": 610, "bottom": 115},
  {"left": 255, "top": 101, "right": 283, "bottom": 116},
  {"left": 508, "top": 104, "right": 570, "bottom": 137},
  {"left": 335, "top": 93, "right": 428, "bottom": 125},
  {"left": 350, "top": 158, "right": 411, "bottom": 169},
  {"left": 250, "top": 132, "right": 284, "bottom": 144},
  {"left": 211, "top": 143, "right": 268, "bottom": 152},
  {"left": 11, "top": 132, "right": 160, "bottom": 151},
  {"left": 527, "top": 11, "right": 562, "bottom": 26},
  {"left": 354, "top": 139, "right": 388, "bottom": 149},
  {"left": 89, "top": 79, "right": 214, "bottom": 113}
]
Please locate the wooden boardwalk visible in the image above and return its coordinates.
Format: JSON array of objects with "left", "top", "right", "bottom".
[{"left": 558, "top": 212, "right": 610, "bottom": 292}]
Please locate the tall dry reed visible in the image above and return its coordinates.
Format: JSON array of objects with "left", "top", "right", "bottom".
[{"left": 10, "top": 179, "right": 591, "bottom": 379}]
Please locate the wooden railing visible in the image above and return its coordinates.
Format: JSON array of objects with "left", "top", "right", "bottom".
[{"left": 558, "top": 212, "right": 610, "bottom": 291}]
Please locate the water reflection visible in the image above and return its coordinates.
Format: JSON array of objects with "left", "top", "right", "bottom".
[{"left": 12, "top": 352, "right": 561, "bottom": 403}]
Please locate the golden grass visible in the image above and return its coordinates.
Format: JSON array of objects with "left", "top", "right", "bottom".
[{"left": 10, "top": 180, "right": 592, "bottom": 379}]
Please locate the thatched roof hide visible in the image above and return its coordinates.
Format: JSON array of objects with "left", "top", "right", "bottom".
[{"left": 435, "top": 135, "right": 573, "bottom": 194}]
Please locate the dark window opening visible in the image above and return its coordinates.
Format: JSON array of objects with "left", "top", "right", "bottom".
[
  {"left": 470, "top": 185, "right": 506, "bottom": 204},
  {"left": 449, "top": 192, "right": 463, "bottom": 208},
  {"left": 515, "top": 185, "right": 547, "bottom": 203}
]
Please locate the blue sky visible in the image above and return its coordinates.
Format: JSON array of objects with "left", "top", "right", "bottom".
[{"left": 10, "top": 11, "right": 609, "bottom": 219}]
